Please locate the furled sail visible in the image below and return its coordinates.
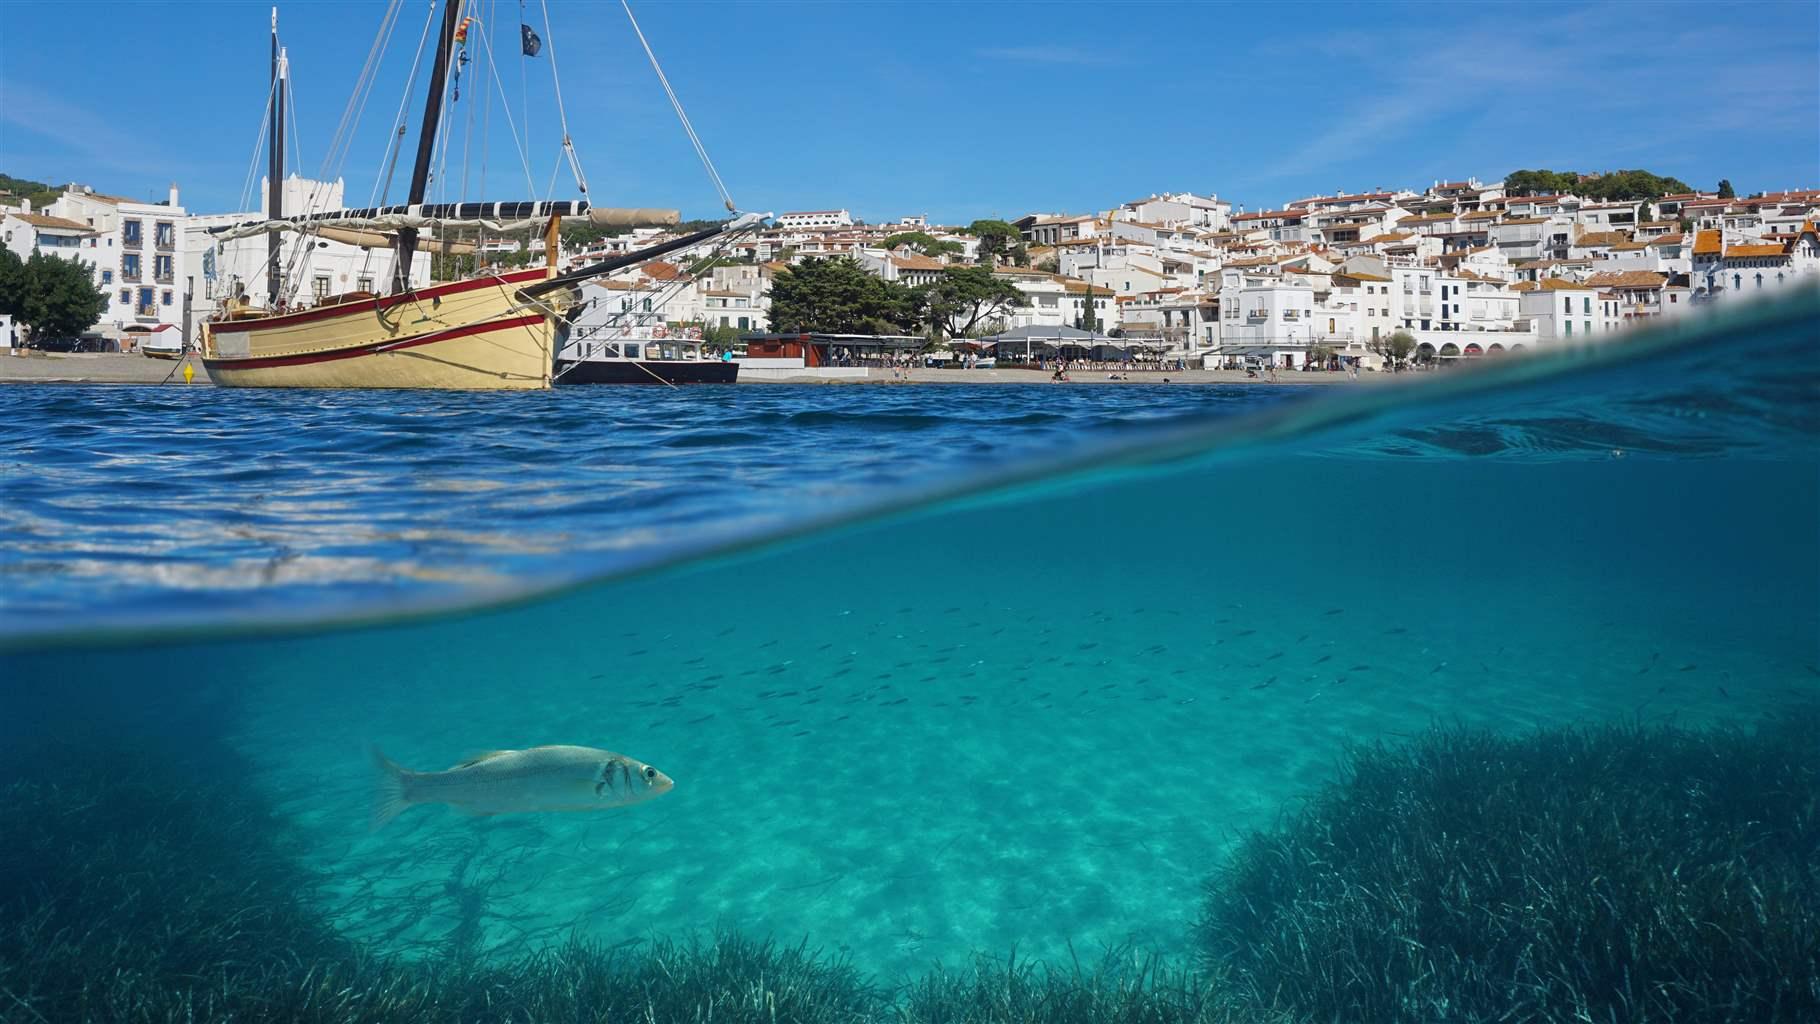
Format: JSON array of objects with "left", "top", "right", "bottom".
[{"left": 209, "top": 202, "right": 680, "bottom": 242}]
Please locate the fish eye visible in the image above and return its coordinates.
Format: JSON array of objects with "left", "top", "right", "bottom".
[{"left": 642, "top": 765, "right": 658, "bottom": 782}]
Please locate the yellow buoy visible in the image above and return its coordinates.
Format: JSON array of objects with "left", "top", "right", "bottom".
[{"left": 183, "top": 361, "right": 195, "bottom": 384}]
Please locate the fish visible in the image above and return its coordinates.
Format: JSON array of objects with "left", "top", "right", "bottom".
[{"left": 371, "top": 745, "right": 673, "bottom": 831}]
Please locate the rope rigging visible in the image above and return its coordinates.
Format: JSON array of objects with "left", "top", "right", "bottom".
[{"left": 620, "top": 0, "right": 736, "bottom": 212}]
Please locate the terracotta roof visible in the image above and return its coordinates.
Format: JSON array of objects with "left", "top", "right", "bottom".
[
  {"left": 1744, "top": 189, "right": 1820, "bottom": 205},
  {"left": 1648, "top": 234, "right": 1685, "bottom": 246},
  {"left": 67, "top": 191, "right": 138, "bottom": 206},
  {"left": 10, "top": 212, "right": 92, "bottom": 232},
  {"left": 889, "top": 254, "right": 946, "bottom": 271},
  {"left": 1460, "top": 210, "right": 1503, "bottom": 221},
  {"left": 992, "top": 265, "right": 1052, "bottom": 277},
  {"left": 1572, "top": 230, "right": 1630, "bottom": 248},
  {"left": 643, "top": 261, "right": 682, "bottom": 281},
  {"left": 1692, "top": 229, "right": 1723, "bottom": 256},
  {"left": 1513, "top": 278, "right": 1591, "bottom": 292},
  {"left": 1725, "top": 243, "right": 1787, "bottom": 258},
  {"left": 1334, "top": 270, "right": 1391, "bottom": 283},
  {"left": 1584, "top": 270, "right": 1667, "bottom": 289},
  {"left": 1364, "top": 231, "right": 1415, "bottom": 243}
]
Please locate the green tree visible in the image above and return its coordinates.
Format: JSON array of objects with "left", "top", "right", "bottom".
[
  {"left": 965, "top": 219, "right": 1027, "bottom": 266},
  {"left": 0, "top": 247, "right": 26, "bottom": 324},
  {"left": 13, "top": 251, "right": 107, "bottom": 345},
  {"left": 1717, "top": 179, "right": 1736, "bottom": 199},
  {"left": 881, "top": 231, "right": 962, "bottom": 257},
  {"left": 767, "top": 256, "right": 919, "bottom": 335},
  {"left": 917, "top": 264, "right": 1024, "bottom": 340},
  {"left": 1505, "top": 167, "right": 1693, "bottom": 201},
  {"left": 1080, "top": 283, "right": 1098, "bottom": 333},
  {"left": 1369, "top": 329, "right": 1416, "bottom": 371}
]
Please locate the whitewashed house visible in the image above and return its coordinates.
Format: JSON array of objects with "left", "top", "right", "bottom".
[
  {"left": 43, "top": 185, "right": 189, "bottom": 343},
  {"left": 777, "top": 210, "right": 853, "bottom": 230}
]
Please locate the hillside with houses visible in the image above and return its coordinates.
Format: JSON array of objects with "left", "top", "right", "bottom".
[{"left": 4, "top": 172, "right": 1817, "bottom": 368}]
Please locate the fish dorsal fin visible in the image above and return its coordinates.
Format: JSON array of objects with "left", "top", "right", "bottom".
[{"left": 451, "top": 750, "right": 514, "bottom": 770}]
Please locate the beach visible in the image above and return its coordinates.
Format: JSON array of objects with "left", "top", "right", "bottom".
[
  {"left": 1, "top": 351, "right": 1388, "bottom": 387},
  {"left": 1, "top": 351, "right": 203, "bottom": 385}
]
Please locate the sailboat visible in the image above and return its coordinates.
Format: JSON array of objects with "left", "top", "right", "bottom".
[{"left": 200, "top": 3, "right": 760, "bottom": 390}]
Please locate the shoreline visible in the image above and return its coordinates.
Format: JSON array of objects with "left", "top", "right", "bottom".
[{"left": 2, "top": 352, "right": 1394, "bottom": 387}]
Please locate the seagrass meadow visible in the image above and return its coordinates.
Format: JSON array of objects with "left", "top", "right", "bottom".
[{"left": 3, "top": 291, "right": 1818, "bottom": 1022}]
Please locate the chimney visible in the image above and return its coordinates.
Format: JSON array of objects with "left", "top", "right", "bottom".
[{"left": 168, "top": 184, "right": 180, "bottom": 208}]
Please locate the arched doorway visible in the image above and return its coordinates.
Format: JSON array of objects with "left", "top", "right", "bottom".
[
  {"left": 1487, "top": 343, "right": 1506, "bottom": 353},
  {"left": 1417, "top": 342, "right": 1437, "bottom": 364},
  {"left": 1440, "top": 342, "right": 1461, "bottom": 360},
  {"left": 1464, "top": 343, "right": 1484, "bottom": 357}
]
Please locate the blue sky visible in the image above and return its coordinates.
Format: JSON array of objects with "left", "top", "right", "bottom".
[{"left": 2, "top": 1, "right": 1816, "bottom": 224}]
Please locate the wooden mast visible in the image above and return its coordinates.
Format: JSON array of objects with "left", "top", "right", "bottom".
[
  {"left": 267, "top": 8, "right": 284, "bottom": 307},
  {"left": 392, "top": 0, "right": 462, "bottom": 292}
]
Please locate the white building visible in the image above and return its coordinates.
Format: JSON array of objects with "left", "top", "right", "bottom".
[
  {"left": 1, "top": 205, "right": 100, "bottom": 346},
  {"left": 776, "top": 209, "right": 853, "bottom": 230},
  {"left": 1214, "top": 268, "right": 1317, "bottom": 368},
  {"left": 183, "top": 175, "right": 426, "bottom": 342},
  {"left": 27, "top": 185, "right": 191, "bottom": 344},
  {"left": 1516, "top": 279, "right": 1614, "bottom": 344},
  {"left": 1116, "top": 192, "right": 1232, "bottom": 232}
]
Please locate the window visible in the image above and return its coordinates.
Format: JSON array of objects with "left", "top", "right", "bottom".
[
  {"left": 357, "top": 276, "right": 373, "bottom": 293},
  {"left": 642, "top": 298, "right": 652, "bottom": 312},
  {"left": 1565, "top": 321, "right": 1573, "bottom": 336},
  {"left": 122, "top": 220, "right": 142, "bottom": 245},
  {"left": 154, "top": 254, "right": 173, "bottom": 280},
  {"left": 101, "top": 269, "right": 113, "bottom": 284},
  {"left": 119, "top": 288, "right": 131, "bottom": 305},
  {"left": 137, "top": 287, "right": 155, "bottom": 314},
  {"left": 1583, "top": 321, "right": 1591, "bottom": 334},
  {"left": 314, "top": 276, "right": 331, "bottom": 300},
  {"left": 155, "top": 222, "right": 174, "bottom": 247},
  {"left": 1733, "top": 273, "right": 1741, "bottom": 290},
  {"left": 123, "top": 253, "right": 140, "bottom": 279},
  {"left": 1582, "top": 297, "right": 1591, "bottom": 315},
  {"left": 737, "top": 316, "right": 749, "bottom": 330},
  {"left": 623, "top": 343, "right": 641, "bottom": 358},
  {"left": 1755, "top": 273, "right": 1763, "bottom": 289},
  {"left": 162, "top": 290, "right": 172, "bottom": 306},
  {"left": 1563, "top": 296, "right": 1571, "bottom": 313}
]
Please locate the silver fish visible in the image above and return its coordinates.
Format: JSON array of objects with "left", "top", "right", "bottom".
[{"left": 371, "top": 744, "right": 674, "bottom": 830}]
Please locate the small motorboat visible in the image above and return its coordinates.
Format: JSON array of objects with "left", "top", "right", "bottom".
[{"left": 554, "top": 334, "right": 738, "bottom": 385}]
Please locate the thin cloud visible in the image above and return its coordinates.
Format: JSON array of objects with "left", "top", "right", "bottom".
[
  {"left": 975, "top": 45, "right": 1121, "bottom": 67},
  {"left": 0, "top": 79, "right": 200, "bottom": 184}
]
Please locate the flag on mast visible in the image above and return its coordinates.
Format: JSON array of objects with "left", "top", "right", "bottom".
[{"left": 521, "top": 24, "right": 542, "bottom": 56}]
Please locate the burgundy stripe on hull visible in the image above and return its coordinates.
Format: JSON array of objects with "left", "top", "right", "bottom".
[
  {"left": 214, "top": 268, "right": 550, "bottom": 334},
  {"left": 203, "top": 314, "right": 547, "bottom": 371}
]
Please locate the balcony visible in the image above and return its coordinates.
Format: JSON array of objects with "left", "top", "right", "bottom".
[
  {"left": 155, "top": 274, "right": 174, "bottom": 285},
  {"left": 122, "top": 269, "right": 142, "bottom": 283},
  {"left": 135, "top": 305, "right": 157, "bottom": 319}
]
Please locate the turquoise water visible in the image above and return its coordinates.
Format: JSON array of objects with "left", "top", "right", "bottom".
[{"left": 3, "top": 291, "right": 1817, "bottom": 1019}]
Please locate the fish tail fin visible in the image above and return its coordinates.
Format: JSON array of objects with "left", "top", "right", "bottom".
[{"left": 370, "top": 746, "right": 414, "bottom": 832}]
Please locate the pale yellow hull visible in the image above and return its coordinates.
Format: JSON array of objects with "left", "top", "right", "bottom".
[{"left": 201, "top": 268, "right": 568, "bottom": 390}]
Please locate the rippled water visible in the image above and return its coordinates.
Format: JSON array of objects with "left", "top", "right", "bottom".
[{"left": 0, "top": 384, "right": 1305, "bottom": 623}]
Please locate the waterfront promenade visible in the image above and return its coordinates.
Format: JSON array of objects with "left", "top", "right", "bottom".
[{"left": 1, "top": 352, "right": 1386, "bottom": 387}]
